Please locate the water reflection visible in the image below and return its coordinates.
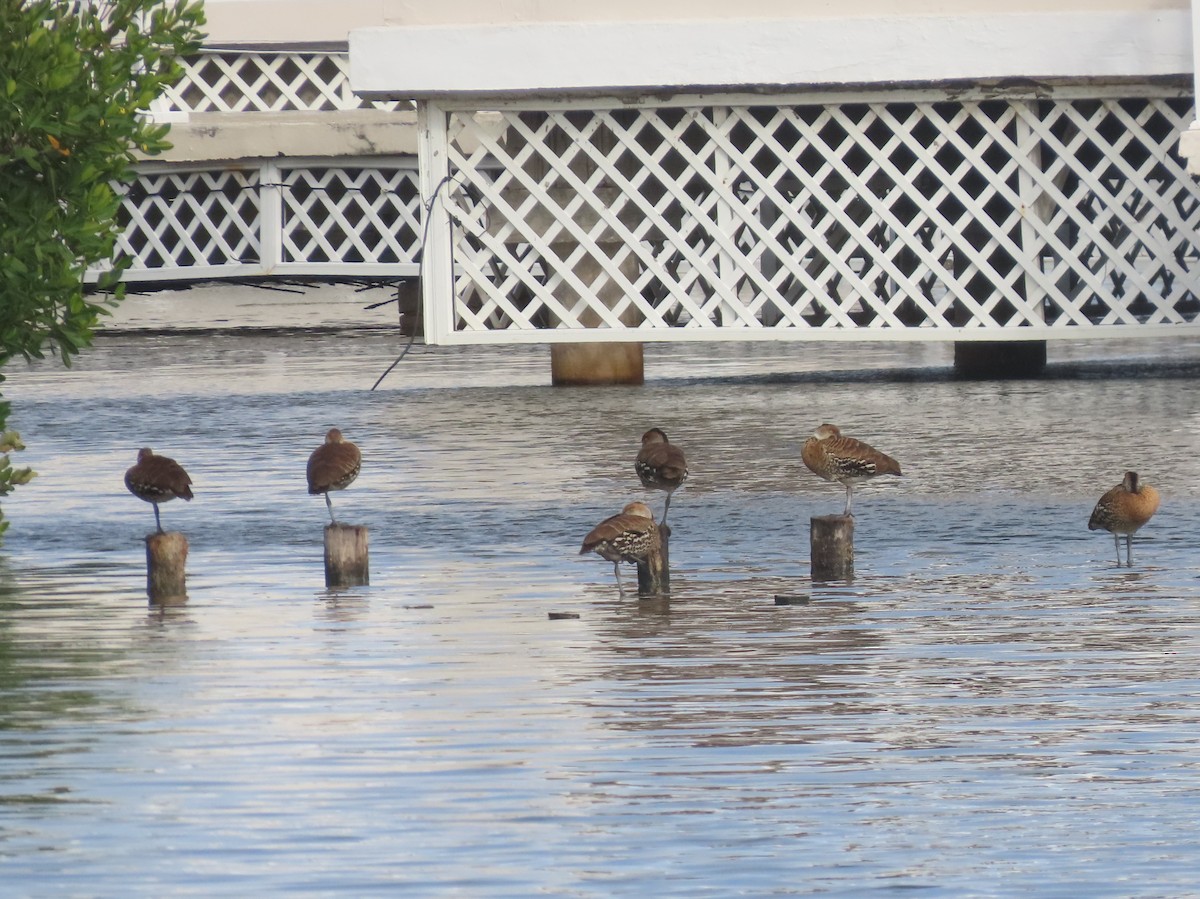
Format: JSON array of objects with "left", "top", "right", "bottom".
[{"left": 0, "top": 333, "right": 1198, "bottom": 894}]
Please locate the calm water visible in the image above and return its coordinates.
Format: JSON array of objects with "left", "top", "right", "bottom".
[{"left": 2, "top": 331, "right": 1200, "bottom": 896}]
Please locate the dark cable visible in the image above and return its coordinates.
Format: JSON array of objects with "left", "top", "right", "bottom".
[{"left": 369, "top": 174, "right": 457, "bottom": 391}]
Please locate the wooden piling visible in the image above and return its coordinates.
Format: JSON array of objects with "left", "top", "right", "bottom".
[
  {"left": 325, "top": 523, "right": 369, "bottom": 588},
  {"left": 550, "top": 342, "right": 645, "bottom": 386},
  {"left": 636, "top": 522, "right": 670, "bottom": 594},
  {"left": 810, "top": 514, "right": 854, "bottom": 582},
  {"left": 953, "top": 340, "right": 1047, "bottom": 379},
  {"left": 146, "top": 531, "right": 188, "bottom": 602},
  {"left": 395, "top": 278, "right": 422, "bottom": 337}
]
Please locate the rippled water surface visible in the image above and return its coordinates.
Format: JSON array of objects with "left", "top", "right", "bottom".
[{"left": 2, "top": 331, "right": 1200, "bottom": 896}]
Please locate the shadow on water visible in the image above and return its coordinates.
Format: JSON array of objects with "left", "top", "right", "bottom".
[{"left": 657, "top": 356, "right": 1200, "bottom": 389}]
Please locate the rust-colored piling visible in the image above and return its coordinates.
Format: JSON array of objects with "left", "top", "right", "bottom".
[
  {"left": 550, "top": 342, "right": 645, "bottom": 386},
  {"left": 810, "top": 514, "right": 854, "bottom": 582},
  {"left": 636, "top": 522, "right": 670, "bottom": 594},
  {"left": 146, "top": 531, "right": 188, "bottom": 603},
  {"left": 325, "top": 523, "right": 369, "bottom": 588}
]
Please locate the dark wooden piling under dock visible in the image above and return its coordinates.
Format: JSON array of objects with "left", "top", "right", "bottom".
[{"left": 953, "top": 340, "right": 1047, "bottom": 379}]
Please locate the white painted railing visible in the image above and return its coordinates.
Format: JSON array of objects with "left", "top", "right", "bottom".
[
  {"left": 90, "top": 158, "right": 422, "bottom": 283},
  {"left": 417, "top": 84, "right": 1200, "bottom": 344},
  {"left": 96, "top": 62, "right": 1200, "bottom": 347}
]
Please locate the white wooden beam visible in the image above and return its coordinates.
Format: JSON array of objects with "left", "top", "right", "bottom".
[
  {"left": 416, "top": 101, "right": 457, "bottom": 343},
  {"left": 350, "top": 12, "right": 1192, "bottom": 99}
]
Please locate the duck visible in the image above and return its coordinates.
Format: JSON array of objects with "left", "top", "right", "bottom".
[
  {"left": 580, "top": 501, "right": 659, "bottom": 592},
  {"left": 801, "top": 423, "right": 901, "bottom": 516},
  {"left": 1088, "top": 471, "right": 1159, "bottom": 567},
  {"left": 307, "top": 428, "right": 362, "bottom": 524},
  {"left": 125, "top": 447, "right": 194, "bottom": 533},
  {"left": 635, "top": 428, "right": 688, "bottom": 524}
]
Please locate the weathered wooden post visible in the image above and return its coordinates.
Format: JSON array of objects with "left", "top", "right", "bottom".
[
  {"left": 146, "top": 531, "right": 188, "bottom": 603},
  {"left": 810, "top": 514, "right": 853, "bottom": 581},
  {"left": 636, "top": 522, "right": 670, "bottom": 594},
  {"left": 324, "top": 523, "right": 370, "bottom": 588},
  {"left": 395, "top": 278, "right": 422, "bottom": 337}
]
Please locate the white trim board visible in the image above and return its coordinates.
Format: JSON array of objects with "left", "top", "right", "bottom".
[{"left": 350, "top": 11, "right": 1193, "bottom": 98}]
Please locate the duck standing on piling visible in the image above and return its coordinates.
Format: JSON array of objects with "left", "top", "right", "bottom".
[
  {"left": 801, "top": 423, "right": 901, "bottom": 516},
  {"left": 307, "top": 428, "right": 361, "bottom": 524},
  {"left": 580, "top": 501, "right": 659, "bottom": 592},
  {"left": 125, "top": 448, "right": 194, "bottom": 533},
  {"left": 1088, "top": 470, "right": 1159, "bottom": 567},
  {"left": 635, "top": 428, "right": 688, "bottom": 524}
]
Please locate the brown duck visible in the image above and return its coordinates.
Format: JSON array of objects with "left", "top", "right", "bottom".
[
  {"left": 580, "top": 501, "right": 658, "bottom": 592},
  {"left": 307, "top": 428, "right": 362, "bottom": 524},
  {"left": 1088, "top": 471, "right": 1160, "bottom": 567},
  {"left": 635, "top": 428, "right": 688, "bottom": 524},
  {"left": 125, "top": 447, "right": 194, "bottom": 533},
  {"left": 801, "top": 423, "right": 901, "bottom": 516}
]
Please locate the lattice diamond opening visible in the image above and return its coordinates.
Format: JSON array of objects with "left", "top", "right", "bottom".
[{"left": 426, "top": 87, "right": 1200, "bottom": 342}]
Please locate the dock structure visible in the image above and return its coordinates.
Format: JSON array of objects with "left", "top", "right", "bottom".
[{"left": 99, "top": 2, "right": 1200, "bottom": 377}]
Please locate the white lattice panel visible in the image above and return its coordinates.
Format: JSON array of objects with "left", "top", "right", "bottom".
[
  {"left": 102, "top": 167, "right": 262, "bottom": 280},
  {"left": 280, "top": 167, "right": 423, "bottom": 267},
  {"left": 419, "top": 86, "right": 1200, "bottom": 343},
  {"left": 161, "top": 52, "right": 405, "bottom": 113},
  {"left": 89, "top": 160, "right": 422, "bottom": 283}
]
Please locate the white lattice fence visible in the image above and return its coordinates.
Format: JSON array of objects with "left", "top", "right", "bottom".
[
  {"left": 160, "top": 51, "right": 405, "bottom": 113},
  {"left": 277, "top": 166, "right": 424, "bottom": 270},
  {"left": 419, "top": 86, "right": 1200, "bottom": 343},
  {"left": 88, "top": 159, "right": 423, "bottom": 283}
]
